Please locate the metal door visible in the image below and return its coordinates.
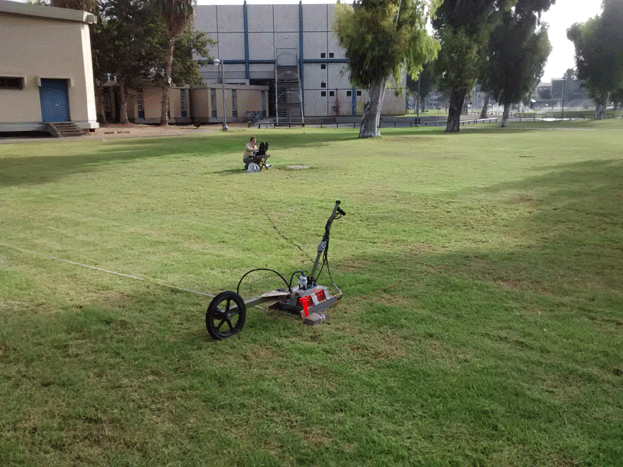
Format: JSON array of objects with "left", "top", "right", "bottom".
[{"left": 39, "top": 79, "right": 70, "bottom": 122}]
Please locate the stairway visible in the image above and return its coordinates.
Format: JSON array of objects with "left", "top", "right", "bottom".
[
  {"left": 47, "top": 122, "right": 85, "bottom": 138},
  {"left": 275, "top": 52, "right": 304, "bottom": 127}
]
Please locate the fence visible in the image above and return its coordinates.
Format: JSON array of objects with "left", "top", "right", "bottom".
[{"left": 259, "top": 117, "right": 500, "bottom": 129}]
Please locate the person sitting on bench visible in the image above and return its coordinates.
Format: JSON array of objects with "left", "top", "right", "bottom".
[{"left": 242, "top": 136, "right": 270, "bottom": 170}]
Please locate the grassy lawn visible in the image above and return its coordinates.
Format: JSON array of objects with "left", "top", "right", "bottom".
[{"left": 1, "top": 120, "right": 622, "bottom": 466}]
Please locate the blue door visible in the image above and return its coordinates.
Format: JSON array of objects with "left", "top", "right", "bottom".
[{"left": 39, "top": 79, "right": 70, "bottom": 122}]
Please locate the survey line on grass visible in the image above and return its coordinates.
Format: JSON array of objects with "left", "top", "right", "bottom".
[
  {"left": 0, "top": 243, "right": 215, "bottom": 298},
  {"left": 351, "top": 257, "right": 465, "bottom": 302}
]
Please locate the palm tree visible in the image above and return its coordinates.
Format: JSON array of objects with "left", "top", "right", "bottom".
[{"left": 154, "top": 0, "right": 195, "bottom": 126}]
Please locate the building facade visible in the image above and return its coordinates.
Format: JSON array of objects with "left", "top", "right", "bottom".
[
  {"left": 194, "top": 3, "right": 406, "bottom": 122},
  {"left": 0, "top": 0, "right": 98, "bottom": 133}
]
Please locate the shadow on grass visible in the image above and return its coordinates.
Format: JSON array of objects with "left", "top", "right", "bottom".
[
  {"left": 338, "top": 157, "right": 623, "bottom": 308},
  {"left": 0, "top": 131, "right": 358, "bottom": 187}
]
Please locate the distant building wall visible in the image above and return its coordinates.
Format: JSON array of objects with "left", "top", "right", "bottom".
[
  {"left": 120, "top": 83, "right": 269, "bottom": 125},
  {"left": 193, "top": 3, "right": 406, "bottom": 118}
]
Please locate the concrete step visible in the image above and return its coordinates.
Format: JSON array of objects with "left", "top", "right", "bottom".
[{"left": 47, "top": 122, "right": 85, "bottom": 138}]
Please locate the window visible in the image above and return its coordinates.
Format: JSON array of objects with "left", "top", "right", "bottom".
[
  {"left": 321, "top": 53, "right": 326, "bottom": 58},
  {"left": 329, "top": 91, "right": 335, "bottom": 97},
  {"left": 180, "top": 89, "right": 188, "bottom": 118},
  {"left": 137, "top": 93, "right": 145, "bottom": 119},
  {"left": 356, "top": 91, "right": 362, "bottom": 96},
  {"left": 329, "top": 52, "right": 334, "bottom": 58},
  {"left": 104, "top": 90, "right": 111, "bottom": 114},
  {"left": 321, "top": 91, "right": 326, "bottom": 97},
  {"left": 321, "top": 64, "right": 326, "bottom": 70},
  {"left": 321, "top": 82, "right": 326, "bottom": 88},
  {"left": 211, "top": 89, "right": 217, "bottom": 118},
  {"left": 346, "top": 91, "right": 352, "bottom": 97},
  {"left": 261, "top": 90, "right": 267, "bottom": 117},
  {"left": 0, "top": 77, "right": 24, "bottom": 89}
]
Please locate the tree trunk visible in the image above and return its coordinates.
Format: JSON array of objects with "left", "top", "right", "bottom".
[
  {"left": 479, "top": 92, "right": 490, "bottom": 119},
  {"left": 118, "top": 80, "right": 129, "bottom": 124},
  {"left": 501, "top": 102, "right": 511, "bottom": 127},
  {"left": 359, "top": 77, "right": 387, "bottom": 138},
  {"left": 445, "top": 87, "right": 465, "bottom": 132},
  {"left": 594, "top": 94, "right": 608, "bottom": 120},
  {"left": 160, "top": 37, "right": 175, "bottom": 126}
]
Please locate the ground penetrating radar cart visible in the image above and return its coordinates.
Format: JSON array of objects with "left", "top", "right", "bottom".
[{"left": 206, "top": 201, "right": 346, "bottom": 340}]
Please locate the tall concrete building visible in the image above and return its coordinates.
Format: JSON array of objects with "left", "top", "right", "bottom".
[{"left": 194, "top": 2, "right": 406, "bottom": 123}]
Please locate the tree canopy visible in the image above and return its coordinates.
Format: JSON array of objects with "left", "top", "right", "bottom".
[
  {"left": 432, "top": 0, "right": 516, "bottom": 132},
  {"left": 333, "top": 0, "right": 440, "bottom": 137},
  {"left": 483, "top": 0, "right": 553, "bottom": 126},
  {"left": 407, "top": 60, "right": 436, "bottom": 112},
  {"left": 567, "top": 0, "right": 623, "bottom": 118},
  {"left": 91, "top": 0, "right": 211, "bottom": 124}
]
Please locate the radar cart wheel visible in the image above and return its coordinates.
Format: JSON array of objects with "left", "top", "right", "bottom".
[{"left": 206, "top": 291, "right": 246, "bottom": 340}]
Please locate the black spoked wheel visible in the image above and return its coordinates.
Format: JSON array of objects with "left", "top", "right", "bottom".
[{"left": 206, "top": 291, "right": 247, "bottom": 340}]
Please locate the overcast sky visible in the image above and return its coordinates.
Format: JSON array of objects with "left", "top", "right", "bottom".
[{"left": 197, "top": 0, "right": 605, "bottom": 83}]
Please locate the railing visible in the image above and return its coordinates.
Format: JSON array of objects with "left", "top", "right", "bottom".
[{"left": 257, "top": 112, "right": 623, "bottom": 129}]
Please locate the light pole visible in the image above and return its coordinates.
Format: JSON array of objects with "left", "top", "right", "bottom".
[
  {"left": 416, "top": 77, "right": 420, "bottom": 126},
  {"left": 213, "top": 58, "right": 228, "bottom": 131},
  {"left": 561, "top": 72, "right": 566, "bottom": 120}
]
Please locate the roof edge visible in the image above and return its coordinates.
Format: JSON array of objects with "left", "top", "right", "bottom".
[{"left": 0, "top": 0, "right": 97, "bottom": 24}]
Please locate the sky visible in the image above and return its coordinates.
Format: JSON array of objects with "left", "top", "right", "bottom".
[{"left": 196, "top": 0, "right": 605, "bottom": 83}]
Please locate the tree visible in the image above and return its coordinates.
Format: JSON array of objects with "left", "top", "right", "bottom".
[
  {"left": 91, "top": 0, "right": 212, "bottom": 124},
  {"left": 91, "top": 0, "right": 163, "bottom": 124},
  {"left": 567, "top": 0, "right": 623, "bottom": 119},
  {"left": 432, "top": 0, "right": 516, "bottom": 132},
  {"left": 168, "top": 29, "right": 213, "bottom": 85},
  {"left": 538, "top": 87, "right": 551, "bottom": 99},
  {"left": 333, "top": 0, "right": 440, "bottom": 138},
  {"left": 485, "top": 0, "right": 552, "bottom": 126},
  {"left": 611, "top": 88, "right": 623, "bottom": 111},
  {"left": 50, "top": 0, "right": 97, "bottom": 12},
  {"left": 406, "top": 60, "right": 436, "bottom": 113},
  {"left": 153, "top": 0, "right": 195, "bottom": 126}
]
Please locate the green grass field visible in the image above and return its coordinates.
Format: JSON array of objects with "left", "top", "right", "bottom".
[{"left": 1, "top": 120, "right": 622, "bottom": 466}]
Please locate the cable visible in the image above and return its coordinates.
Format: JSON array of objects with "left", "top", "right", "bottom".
[
  {"left": 0, "top": 243, "right": 215, "bottom": 297},
  {"left": 260, "top": 206, "right": 314, "bottom": 262},
  {"left": 236, "top": 268, "right": 291, "bottom": 297}
]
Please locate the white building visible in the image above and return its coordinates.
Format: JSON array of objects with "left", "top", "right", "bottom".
[
  {"left": 0, "top": 0, "right": 98, "bottom": 134},
  {"left": 194, "top": 2, "right": 406, "bottom": 123}
]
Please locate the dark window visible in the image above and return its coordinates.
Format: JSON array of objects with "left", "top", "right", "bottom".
[
  {"left": 346, "top": 91, "right": 352, "bottom": 97},
  {"left": 356, "top": 91, "right": 362, "bottom": 96},
  {"left": 329, "top": 91, "right": 335, "bottom": 97},
  {"left": 321, "top": 53, "right": 326, "bottom": 58},
  {"left": 321, "top": 91, "right": 326, "bottom": 97},
  {"left": 211, "top": 89, "right": 217, "bottom": 118},
  {"left": 0, "top": 77, "right": 24, "bottom": 89},
  {"left": 180, "top": 89, "right": 188, "bottom": 118},
  {"left": 321, "top": 82, "right": 326, "bottom": 88},
  {"left": 321, "top": 64, "right": 326, "bottom": 70},
  {"left": 329, "top": 53, "right": 334, "bottom": 58}
]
